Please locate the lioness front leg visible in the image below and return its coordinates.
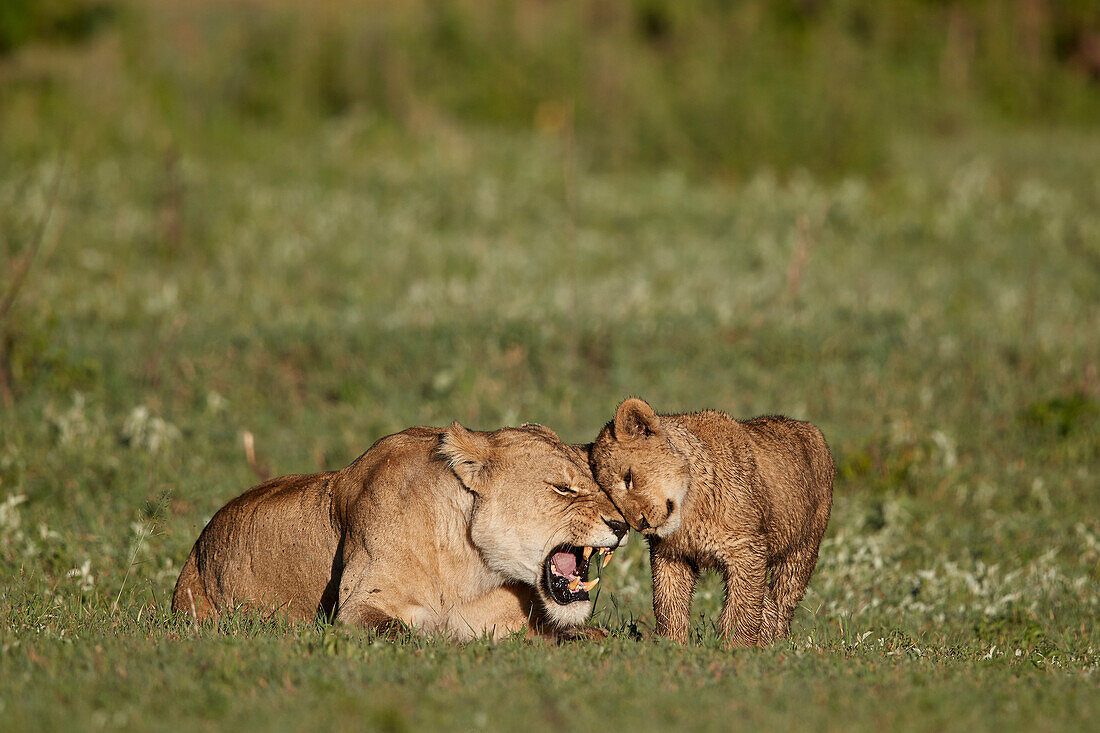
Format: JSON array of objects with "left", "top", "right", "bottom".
[
  {"left": 555, "top": 625, "right": 609, "bottom": 642},
  {"left": 651, "top": 545, "right": 696, "bottom": 643},
  {"left": 333, "top": 549, "right": 410, "bottom": 638},
  {"left": 451, "top": 583, "right": 540, "bottom": 641},
  {"left": 717, "top": 539, "right": 768, "bottom": 647},
  {"left": 336, "top": 601, "right": 410, "bottom": 639}
]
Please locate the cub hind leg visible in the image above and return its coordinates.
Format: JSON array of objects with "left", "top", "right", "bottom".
[
  {"left": 770, "top": 543, "right": 821, "bottom": 640},
  {"left": 760, "top": 587, "right": 780, "bottom": 645}
]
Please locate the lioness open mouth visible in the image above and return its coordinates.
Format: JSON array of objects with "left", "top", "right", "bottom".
[{"left": 542, "top": 544, "right": 615, "bottom": 605}]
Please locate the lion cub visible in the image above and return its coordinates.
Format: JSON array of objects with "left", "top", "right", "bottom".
[{"left": 590, "top": 398, "right": 833, "bottom": 647}]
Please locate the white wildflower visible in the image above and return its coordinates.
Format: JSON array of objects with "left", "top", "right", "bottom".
[
  {"left": 45, "top": 393, "right": 104, "bottom": 448},
  {"left": 931, "top": 430, "right": 957, "bottom": 469},
  {"left": 67, "top": 559, "right": 95, "bottom": 591},
  {"left": 0, "top": 493, "right": 27, "bottom": 546},
  {"left": 205, "top": 391, "right": 228, "bottom": 414},
  {"left": 121, "top": 406, "right": 180, "bottom": 452}
]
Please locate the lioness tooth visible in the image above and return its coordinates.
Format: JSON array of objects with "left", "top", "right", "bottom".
[
  {"left": 580, "top": 578, "right": 599, "bottom": 592},
  {"left": 568, "top": 577, "right": 581, "bottom": 592},
  {"left": 583, "top": 546, "right": 593, "bottom": 560},
  {"left": 602, "top": 550, "right": 614, "bottom": 568}
]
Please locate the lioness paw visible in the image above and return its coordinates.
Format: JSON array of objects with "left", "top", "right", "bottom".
[{"left": 556, "top": 625, "right": 609, "bottom": 643}]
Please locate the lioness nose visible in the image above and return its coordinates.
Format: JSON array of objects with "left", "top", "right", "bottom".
[{"left": 603, "top": 517, "right": 628, "bottom": 541}]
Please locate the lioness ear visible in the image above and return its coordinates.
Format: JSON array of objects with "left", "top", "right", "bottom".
[
  {"left": 438, "top": 422, "right": 494, "bottom": 492},
  {"left": 614, "top": 398, "right": 660, "bottom": 440}
]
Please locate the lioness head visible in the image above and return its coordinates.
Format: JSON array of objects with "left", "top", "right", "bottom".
[
  {"left": 438, "top": 421, "right": 628, "bottom": 628},
  {"left": 590, "top": 398, "right": 689, "bottom": 539}
]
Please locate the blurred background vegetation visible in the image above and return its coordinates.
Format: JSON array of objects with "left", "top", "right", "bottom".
[
  {"left": 2, "top": 0, "right": 1099, "bottom": 176},
  {"left": 1, "top": 2, "right": 1098, "bottom": 729}
]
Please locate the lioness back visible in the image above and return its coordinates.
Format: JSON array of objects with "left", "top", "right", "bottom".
[
  {"left": 171, "top": 472, "right": 340, "bottom": 622},
  {"left": 171, "top": 428, "right": 448, "bottom": 623}
]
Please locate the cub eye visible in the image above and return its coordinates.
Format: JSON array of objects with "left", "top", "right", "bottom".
[
  {"left": 552, "top": 484, "right": 578, "bottom": 497},
  {"left": 623, "top": 470, "right": 633, "bottom": 491}
]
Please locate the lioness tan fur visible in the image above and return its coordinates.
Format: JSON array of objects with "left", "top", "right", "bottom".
[
  {"left": 590, "top": 398, "right": 833, "bottom": 647},
  {"left": 172, "top": 422, "right": 628, "bottom": 639}
]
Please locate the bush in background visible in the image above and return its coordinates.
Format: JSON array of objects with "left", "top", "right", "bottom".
[
  {"left": 0, "top": 0, "right": 113, "bottom": 55},
  {"left": 5, "top": 0, "right": 1100, "bottom": 177}
]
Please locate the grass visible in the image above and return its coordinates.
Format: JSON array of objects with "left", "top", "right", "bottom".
[{"left": 2, "top": 2, "right": 1100, "bottom": 730}]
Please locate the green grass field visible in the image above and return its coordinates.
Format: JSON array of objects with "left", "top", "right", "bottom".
[{"left": 2, "top": 2, "right": 1099, "bottom": 730}]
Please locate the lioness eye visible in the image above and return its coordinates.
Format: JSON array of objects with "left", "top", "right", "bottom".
[
  {"left": 623, "top": 470, "right": 632, "bottom": 490},
  {"left": 552, "top": 484, "right": 578, "bottom": 497}
]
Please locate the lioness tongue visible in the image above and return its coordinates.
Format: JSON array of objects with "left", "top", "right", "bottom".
[{"left": 551, "top": 551, "right": 577, "bottom": 577}]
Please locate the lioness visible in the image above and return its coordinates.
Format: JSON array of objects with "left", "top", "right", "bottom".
[
  {"left": 590, "top": 398, "right": 833, "bottom": 647},
  {"left": 172, "top": 422, "right": 628, "bottom": 640}
]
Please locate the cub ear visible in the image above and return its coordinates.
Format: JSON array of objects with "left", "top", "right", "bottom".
[
  {"left": 438, "top": 422, "right": 494, "bottom": 492},
  {"left": 614, "top": 398, "right": 660, "bottom": 440}
]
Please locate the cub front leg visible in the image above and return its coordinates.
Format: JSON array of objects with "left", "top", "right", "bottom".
[
  {"left": 717, "top": 538, "right": 768, "bottom": 647},
  {"left": 650, "top": 544, "right": 697, "bottom": 643}
]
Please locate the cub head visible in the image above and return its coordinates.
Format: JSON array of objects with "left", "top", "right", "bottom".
[
  {"left": 590, "top": 398, "right": 689, "bottom": 539},
  {"left": 438, "top": 421, "right": 628, "bottom": 628}
]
